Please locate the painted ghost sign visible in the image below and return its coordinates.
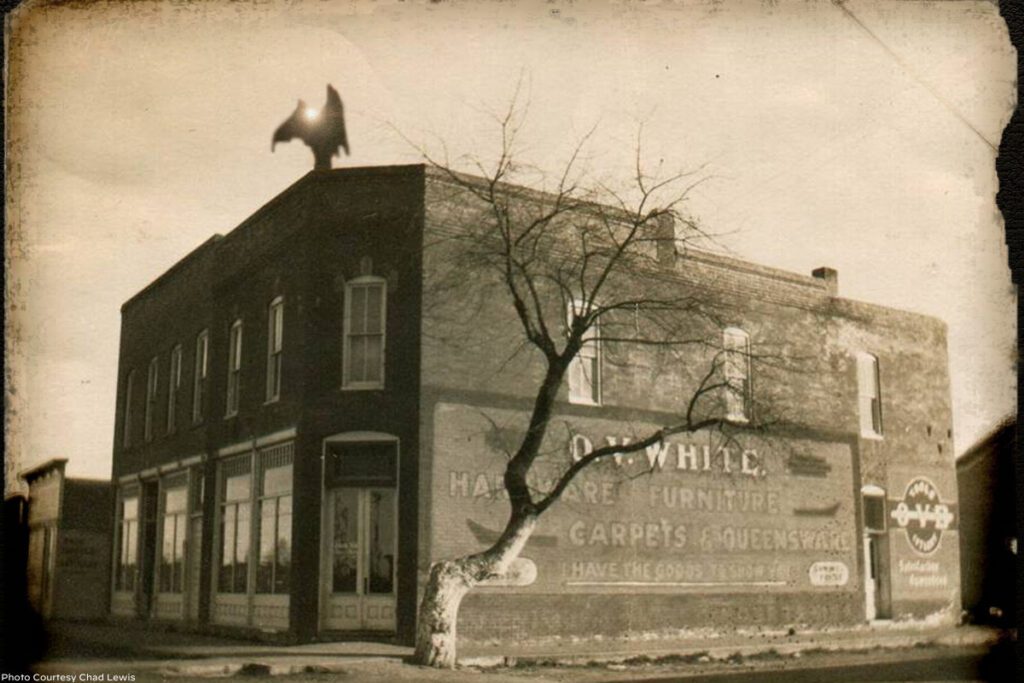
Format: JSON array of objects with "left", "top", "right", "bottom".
[
  {"left": 890, "top": 477, "right": 955, "bottom": 555},
  {"left": 431, "top": 402, "right": 859, "bottom": 595}
]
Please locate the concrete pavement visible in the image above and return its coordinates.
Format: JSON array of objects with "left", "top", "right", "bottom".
[{"left": 33, "top": 618, "right": 1006, "bottom": 678}]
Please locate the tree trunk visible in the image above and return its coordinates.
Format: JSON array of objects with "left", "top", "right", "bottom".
[{"left": 413, "top": 512, "right": 537, "bottom": 668}]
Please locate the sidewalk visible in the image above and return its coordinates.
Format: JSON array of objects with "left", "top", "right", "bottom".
[
  {"left": 458, "top": 620, "right": 1004, "bottom": 667},
  {"left": 37, "top": 618, "right": 1006, "bottom": 677},
  {"left": 46, "top": 619, "right": 410, "bottom": 660}
]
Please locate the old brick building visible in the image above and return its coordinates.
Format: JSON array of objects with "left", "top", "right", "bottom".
[{"left": 110, "top": 164, "right": 960, "bottom": 644}]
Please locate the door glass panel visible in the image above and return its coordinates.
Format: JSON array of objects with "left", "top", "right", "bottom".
[
  {"left": 367, "top": 489, "right": 396, "bottom": 594},
  {"left": 331, "top": 489, "right": 359, "bottom": 594},
  {"left": 234, "top": 501, "right": 251, "bottom": 593}
]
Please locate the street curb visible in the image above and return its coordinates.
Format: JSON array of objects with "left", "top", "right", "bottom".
[
  {"left": 457, "top": 628, "right": 1003, "bottom": 669},
  {"left": 157, "top": 656, "right": 407, "bottom": 677}
]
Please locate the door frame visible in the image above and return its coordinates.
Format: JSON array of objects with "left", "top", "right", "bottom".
[
  {"left": 319, "top": 431, "right": 400, "bottom": 633},
  {"left": 139, "top": 480, "right": 160, "bottom": 617},
  {"left": 861, "top": 485, "right": 891, "bottom": 621}
]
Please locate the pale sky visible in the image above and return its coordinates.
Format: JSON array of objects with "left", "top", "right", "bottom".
[{"left": 6, "top": 0, "right": 1016, "bottom": 481}]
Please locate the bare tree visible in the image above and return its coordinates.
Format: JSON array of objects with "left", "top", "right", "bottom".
[{"left": 411, "top": 103, "right": 795, "bottom": 668}]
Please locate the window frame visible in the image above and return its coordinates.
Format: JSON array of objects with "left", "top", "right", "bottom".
[
  {"left": 567, "top": 301, "right": 602, "bottom": 406},
  {"left": 342, "top": 276, "right": 387, "bottom": 390},
  {"left": 226, "top": 320, "right": 243, "bottom": 417},
  {"left": 857, "top": 352, "right": 884, "bottom": 438},
  {"left": 192, "top": 329, "right": 209, "bottom": 424},
  {"left": 265, "top": 297, "right": 284, "bottom": 403},
  {"left": 722, "top": 327, "right": 752, "bottom": 423},
  {"left": 166, "top": 345, "right": 182, "bottom": 434},
  {"left": 144, "top": 357, "right": 159, "bottom": 442}
]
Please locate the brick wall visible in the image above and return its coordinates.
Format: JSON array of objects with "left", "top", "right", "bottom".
[{"left": 419, "top": 169, "right": 958, "bottom": 636}]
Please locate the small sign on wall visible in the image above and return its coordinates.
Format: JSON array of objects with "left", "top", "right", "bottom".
[{"left": 808, "top": 561, "right": 849, "bottom": 587}]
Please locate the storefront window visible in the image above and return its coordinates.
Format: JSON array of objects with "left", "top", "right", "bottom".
[
  {"left": 256, "top": 460, "right": 292, "bottom": 594},
  {"left": 159, "top": 484, "right": 187, "bottom": 593},
  {"left": 115, "top": 493, "right": 139, "bottom": 591},
  {"left": 218, "top": 463, "right": 251, "bottom": 593}
]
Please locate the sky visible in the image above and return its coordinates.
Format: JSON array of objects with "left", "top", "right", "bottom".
[{"left": 6, "top": 0, "right": 1016, "bottom": 481}]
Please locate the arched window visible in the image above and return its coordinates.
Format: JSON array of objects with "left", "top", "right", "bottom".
[
  {"left": 343, "top": 277, "right": 386, "bottom": 389},
  {"left": 145, "top": 357, "right": 159, "bottom": 442},
  {"left": 192, "top": 330, "right": 209, "bottom": 424},
  {"left": 166, "top": 345, "right": 182, "bottom": 434},
  {"left": 226, "top": 320, "right": 243, "bottom": 416},
  {"left": 122, "top": 369, "right": 136, "bottom": 448},
  {"left": 266, "top": 297, "right": 284, "bottom": 402},
  {"left": 723, "top": 327, "right": 751, "bottom": 422}
]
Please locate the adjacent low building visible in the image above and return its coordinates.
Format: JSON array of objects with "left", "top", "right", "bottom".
[
  {"left": 22, "top": 459, "right": 112, "bottom": 620},
  {"left": 956, "top": 419, "right": 1015, "bottom": 625},
  {"left": 109, "top": 165, "right": 960, "bottom": 644}
]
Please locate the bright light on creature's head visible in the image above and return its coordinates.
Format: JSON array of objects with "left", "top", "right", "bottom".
[{"left": 304, "top": 107, "right": 320, "bottom": 120}]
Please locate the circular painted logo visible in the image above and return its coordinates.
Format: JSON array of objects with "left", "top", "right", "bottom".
[{"left": 889, "top": 477, "right": 954, "bottom": 555}]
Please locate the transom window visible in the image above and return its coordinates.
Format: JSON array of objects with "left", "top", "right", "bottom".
[
  {"left": 343, "top": 277, "right": 386, "bottom": 389},
  {"left": 266, "top": 298, "right": 284, "bottom": 402}
]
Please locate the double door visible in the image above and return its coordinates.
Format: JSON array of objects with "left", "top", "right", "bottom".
[{"left": 321, "top": 488, "right": 397, "bottom": 631}]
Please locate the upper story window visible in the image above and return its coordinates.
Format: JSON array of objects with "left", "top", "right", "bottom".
[
  {"left": 122, "top": 369, "right": 136, "bottom": 449},
  {"left": 857, "top": 352, "right": 883, "bottom": 437},
  {"left": 723, "top": 327, "right": 751, "bottom": 422},
  {"left": 192, "top": 330, "right": 209, "bottom": 424},
  {"left": 567, "top": 302, "right": 601, "bottom": 405},
  {"left": 266, "top": 297, "right": 284, "bottom": 402},
  {"left": 166, "top": 345, "right": 182, "bottom": 434},
  {"left": 343, "top": 277, "right": 386, "bottom": 389},
  {"left": 226, "top": 320, "right": 243, "bottom": 416},
  {"left": 144, "top": 357, "right": 159, "bottom": 442}
]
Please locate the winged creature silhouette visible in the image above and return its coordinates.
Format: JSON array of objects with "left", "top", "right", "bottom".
[{"left": 272, "top": 85, "right": 350, "bottom": 170}]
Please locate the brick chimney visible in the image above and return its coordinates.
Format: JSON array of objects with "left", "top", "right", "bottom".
[
  {"left": 812, "top": 267, "right": 838, "bottom": 296},
  {"left": 655, "top": 213, "right": 676, "bottom": 266}
]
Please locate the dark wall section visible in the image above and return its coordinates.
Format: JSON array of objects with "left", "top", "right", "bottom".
[{"left": 957, "top": 420, "right": 1015, "bottom": 625}]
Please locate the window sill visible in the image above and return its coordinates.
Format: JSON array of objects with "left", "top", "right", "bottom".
[
  {"left": 341, "top": 384, "right": 385, "bottom": 392},
  {"left": 568, "top": 397, "right": 602, "bottom": 407},
  {"left": 860, "top": 432, "right": 884, "bottom": 441},
  {"left": 264, "top": 397, "right": 280, "bottom": 406},
  {"left": 224, "top": 412, "right": 238, "bottom": 420}
]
